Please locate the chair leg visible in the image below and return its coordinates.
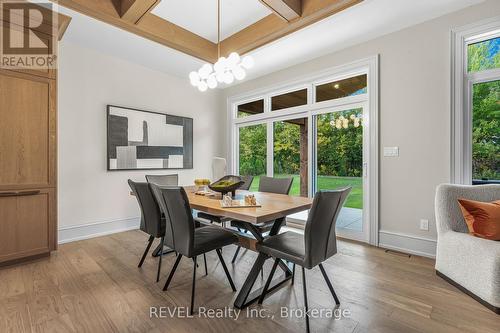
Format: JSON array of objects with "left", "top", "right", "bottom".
[
  {"left": 163, "top": 254, "right": 182, "bottom": 291},
  {"left": 231, "top": 229, "right": 248, "bottom": 263},
  {"left": 216, "top": 249, "right": 236, "bottom": 291},
  {"left": 204, "top": 253, "right": 208, "bottom": 276},
  {"left": 302, "top": 267, "right": 310, "bottom": 333},
  {"left": 138, "top": 235, "right": 154, "bottom": 267},
  {"left": 258, "top": 258, "right": 280, "bottom": 304},
  {"left": 156, "top": 236, "right": 165, "bottom": 282},
  {"left": 291, "top": 263, "right": 296, "bottom": 285},
  {"left": 231, "top": 246, "right": 241, "bottom": 264},
  {"left": 190, "top": 256, "right": 197, "bottom": 316},
  {"left": 319, "top": 263, "right": 340, "bottom": 305}
]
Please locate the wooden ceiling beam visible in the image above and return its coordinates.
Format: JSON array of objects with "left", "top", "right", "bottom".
[
  {"left": 53, "top": 0, "right": 218, "bottom": 63},
  {"left": 120, "top": 0, "right": 159, "bottom": 24},
  {"left": 220, "top": 0, "right": 362, "bottom": 57},
  {"left": 57, "top": 13, "right": 72, "bottom": 40},
  {"left": 260, "top": 0, "right": 302, "bottom": 22}
]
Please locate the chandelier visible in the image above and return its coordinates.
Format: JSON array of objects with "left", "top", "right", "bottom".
[
  {"left": 330, "top": 114, "right": 362, "bottom": 129},
  {"left": 189, "top": 0, "right": 254, "bottom": 91}
]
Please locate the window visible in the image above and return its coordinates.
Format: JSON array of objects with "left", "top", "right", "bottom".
[
  {"left": 315, "top": 74, "right": 367, "bottom": 103},
  {"left": 471, "top": 80, "right": 499, "bottom": 183},
  {"left": 452, "top": 22, "right": 500, "bottom": 185},
  {"left": 237, "top": 99, "right": 264, "bottom": 118},
  {"left": 238, "top": 124, "right": 266, "bottom": 191},
  {"left": 271, "top": 89, "right": 307, "bottom": 111}
]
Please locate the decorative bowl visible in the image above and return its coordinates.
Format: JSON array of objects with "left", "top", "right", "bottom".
[{"left": 208, "top": 175, "right": 244, "bottom": 197}]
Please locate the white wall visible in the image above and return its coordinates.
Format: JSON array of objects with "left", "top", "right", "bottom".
[
  {"left": 222, "top": 0, "right": 500, "bottom": 257},
  {"left": 58, "top": 42, "right": 225, "bottom": 243}
]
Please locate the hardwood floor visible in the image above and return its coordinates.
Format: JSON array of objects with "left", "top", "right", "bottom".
[{"left": 0, "top": 230, "right": 498, "bottom": 333}]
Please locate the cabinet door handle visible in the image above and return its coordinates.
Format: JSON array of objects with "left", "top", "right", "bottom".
[
  {"left": 0, "top": 190, "right": 41, "bottom": 197},
  {"left": 16, "top": 190, "right": 41, "bottom": 196}
]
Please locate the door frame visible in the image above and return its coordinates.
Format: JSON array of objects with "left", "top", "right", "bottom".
[{"left": 227, "top": 56, "right": 379, "bottom": 246}]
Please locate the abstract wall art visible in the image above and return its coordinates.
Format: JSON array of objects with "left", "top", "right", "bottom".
[{"left": 107, "top": 105, "right": 193, "bottom": 170}]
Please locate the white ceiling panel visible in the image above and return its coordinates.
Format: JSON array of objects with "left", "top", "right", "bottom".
[{"left": 151, "top": 0, "right": 272, "bottom": 42}]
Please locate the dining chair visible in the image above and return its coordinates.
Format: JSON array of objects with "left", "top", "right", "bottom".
[
  {"left": 257, "top": 188, "right": 351, "bottom": 333},
  {"left": 128, "top": 180, "right": 175, "bottom": 282},
  {"left": 197, "top": 175, "right": 254, "bottom": 226},
  {"left": 150, "top": 184, "right": 239, "bottom": 315},
  {"left": 230, "top": 176, "right": 293, "bottom": 263},
  {"left": 145, "top": 174, "right": 179, "bottom": 186}
]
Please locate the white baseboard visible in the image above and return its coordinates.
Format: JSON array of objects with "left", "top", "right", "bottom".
[
  {"left": 58, "top": 217, "right": 140, "bottom": 244},
  {"left": 379, "top": 230, "right": 436, "bottom": 258}
]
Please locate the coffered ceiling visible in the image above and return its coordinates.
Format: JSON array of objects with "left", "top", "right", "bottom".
[
  {"left": 53, "top": 0, "right": 363, "bottom": 63},
  {"left": 57, "top": 0, "right": 487, "bottom": 84}
]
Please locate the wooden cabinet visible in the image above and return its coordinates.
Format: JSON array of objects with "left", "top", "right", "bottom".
[
  {"left": 0, "top": 69, "right": 57, "bottom": 265},
  {"left": 0, "top": 189, "right": 56, "bottom": 262},
  {"left": 0, "top": 0, "right": 67, "bottom": 266}
]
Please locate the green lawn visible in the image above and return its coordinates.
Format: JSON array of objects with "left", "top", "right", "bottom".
[{"left": 248, "top": 175, "right": 362, "bottom": 209}]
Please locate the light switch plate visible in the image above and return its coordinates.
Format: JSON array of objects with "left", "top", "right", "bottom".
[{"left": 384, "top": 146, "right": 399, "bottom": 157}]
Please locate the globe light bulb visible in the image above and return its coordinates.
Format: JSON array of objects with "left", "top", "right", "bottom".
[
  {"left": 241, "top": 56, "right": 254, "bottom": 69},
  {"left": 189, "top": 71, "right": 200, "bottom": 83},
  {"left": 214, "top": 57, "right": 226, "bottom": 73},
  {"left": 199, "top": 63, "right": 213, "bottom": 79},
  {"left": 198, "top": 81, "right": 208, "bottom": 92},
  {"left": 207, "top": 75, "right": 217, "bottom": 89},
  {"left": 233, "top": 66, "right": 246, "bottom": 81},
  {"left": 228, "top": 52, "right": 240, "bottom": 66},
  {"left": 216, "top": 71, "right": 226, "bottom": 83},
  {"left": 223, "top": 72, "right": 234, "bottom": 84}
]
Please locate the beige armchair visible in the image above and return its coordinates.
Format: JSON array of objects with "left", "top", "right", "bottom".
[{"left": 435, "top": 184, "right": 500, "bottom": 314}]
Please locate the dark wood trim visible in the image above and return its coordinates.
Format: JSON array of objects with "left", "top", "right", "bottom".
[{"left": 436, "top": 270, "right": 500, "bottom": 315}]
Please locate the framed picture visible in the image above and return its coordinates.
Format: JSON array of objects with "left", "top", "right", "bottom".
[{"left": 106, "top": 105, "right": 193, "bottom": 171}]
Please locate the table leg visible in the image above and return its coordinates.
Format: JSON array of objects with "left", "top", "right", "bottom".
[{"left": 233, "top": 217, "right": 293, "bottom": 309}]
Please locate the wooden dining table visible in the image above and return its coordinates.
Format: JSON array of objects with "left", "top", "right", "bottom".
[{"left": 185, "top": 188, "right": 313, "bottom": 309}]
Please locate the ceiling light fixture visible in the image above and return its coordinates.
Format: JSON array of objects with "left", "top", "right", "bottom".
[{"left": 189, "top": 0, "right": 254, "bottom": 91}]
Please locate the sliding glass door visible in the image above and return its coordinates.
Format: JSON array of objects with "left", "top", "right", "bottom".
[
  {"left": 230, "top": 60, "right": 378, "bottom": 245},
  {"left": 313, "top": 105, "right": 367, "bottom": 241}
]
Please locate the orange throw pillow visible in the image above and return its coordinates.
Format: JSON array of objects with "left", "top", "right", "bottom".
[{"left": 457, "top": 198, "right": 500, "bottom": 241}]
